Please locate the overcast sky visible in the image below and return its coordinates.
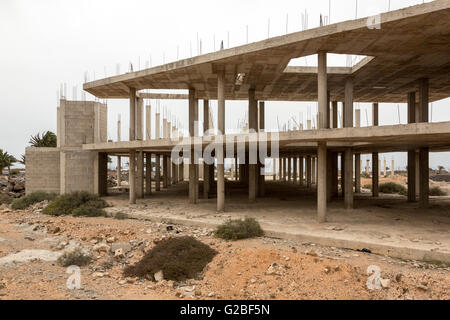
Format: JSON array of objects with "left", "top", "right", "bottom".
[{"left": 1, "top": 0, "right": 449, "bottom": 170}]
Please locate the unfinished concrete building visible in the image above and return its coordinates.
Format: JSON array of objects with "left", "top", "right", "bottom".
[{"left": 27, "top": 1, "right": 450, "bottom": 224}]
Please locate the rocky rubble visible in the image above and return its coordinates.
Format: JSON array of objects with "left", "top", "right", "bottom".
[{"left": 0, "top": 172, "right": 25, "bottom": 198}]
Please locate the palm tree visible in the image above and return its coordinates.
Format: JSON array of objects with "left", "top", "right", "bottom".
[
  {"left": 29, "top": 131, "right": 57, "bottom": 147},
  {"left": 0, "top": 149, "right": 17, "bottom": 175},
  {"left": 19, "top": 154, "right": 25, "bottom": 165}
]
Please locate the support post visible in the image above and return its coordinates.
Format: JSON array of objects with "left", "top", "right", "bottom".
[
  {"left": 145, "top": 153, "right": 152, "bottom": 195},
  {"left": 355, "top": 153, "right": 361, "bottom": 193},
  {"left": 203, "top": 99, "right": 211, "bottom": 199},
  {"left": 344, "top": 149, "right": 353, "bottom": 209},
  {"left": 155, "top": 154, "right": 161, "bottom": 191},
  {"left": 372, "top": 152, "right": 379, "bottom": 197},
  {"left": 248, "top": 88, "right": 257, "bottom": 202},
  {"left": 317, "top": 142, "right": 327, "bottom": 222},
  {"left": 189, "top": 89, "right": 198, "bottom": 204},
  {"left": 129, "top": 151, "right": 136, "bottom": 204},
  {"left": 217, "top": 72, "right": 225, "bottom": 211}
]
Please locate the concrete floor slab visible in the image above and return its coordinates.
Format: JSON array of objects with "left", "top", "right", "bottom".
[{"left": 105, "top": 181, "right": 450, "bottom": 264}]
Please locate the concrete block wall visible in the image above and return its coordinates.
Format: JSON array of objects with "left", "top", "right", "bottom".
[
  {"left": 25, "top": 147, "right": 60, "bottom": 194},
  {"left": 27, "top": 99, "right": 108, "bottom": 195}
]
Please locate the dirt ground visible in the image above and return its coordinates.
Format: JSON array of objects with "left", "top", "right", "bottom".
[{"left": 0, "top": 203, "right": 448, "bottom": 300}]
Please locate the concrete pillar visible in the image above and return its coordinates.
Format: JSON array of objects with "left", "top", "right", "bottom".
[
  {"left": 366, "top": 159, "right": 370, "bottom": 174},
  {"left": 332, "top": 101, "right": 338, "bottom": 128},
  {"left": 306, "top": 156, "right": 312, "bottom": 189},
  {"left": 279, "top": 158, "right": 282, "bottom": 181},
  {"left": 258, "top": 101, "right": 265, "bottom": 196},
  {"left": 117, "top": 156, "right": 121, "bottom": 187},
  {"left": 419, "top": 147, "right": 429, "bottom": 208},
  {"left": 163, "top": 155, "right": 168, "bottom": 188},
  {"left": 155, "top": 154, "right": 161, "bottom": 191},
  {"left": 288, "top": 157, "right": 292, "bottom": 182},
  {"left": 145, "top": 153, "right": 151, "bottom": 195},
  {"left": 317, "top": 142, "right": 327, "bottom": 222},
  {"left": 355, "top": 109, "right": 361, "bottom": 128},
  {"left": 146, "top": 105, "right": 151, "bottom": 140},
  {"left": 372, "top": 102, "right": 379, "bottom": 197},
  {"left": 283, "top": 158, "right": 287, "bottom": 182},
  {"left": 129, "top": 151, "right": 136, "bottom": 204},
  {"left": 344, "top": 78, "right": 354, "bottom": 128},
  {"left": 299, "top": 156, "right": 304, "bottom": 186},
  {"left": 372, "top": 152, "right": 379, "bottom": 197},
  {"left": 235, "top": 157, "right": 238, "bottom": 181},
  {"left": 355, "top": 153, "right": 361, "bottom": 193},
  {"left": 407, "top": 150, "right": 416, "bottom": 202},
  {"left": 203, "top": 99, "right": 210, "bottom": 199},
  {"left": 117, "top": 117, "right": 122, "bottom": 187},
  {"left": 312, "top": 157, "right": 316, "bottom": 185},
  {"left": 341, "top": 154, "right": 345, "bottom": 197},
  {"left": 293, "top": 157, "right": 298, "bottom": 184},
  {"left": 331, "top": 152, "right": 338, "bottom": 197},
  {"left": 129, "top": 88, "right": 136, "bottom": 141},
  {"left": 248, "top": 88, "right": 257, "bottom": 202},
  {"left": 189, "top": 89, "right": 198, "bottom": 204},
  {"left": 136, "top": 151, "right": 144, "bottom": 198},
  {"left": 344, "top": 149, "right": 353, "bottom": 209},
  {"left": 383, "top": 159, "right": 387, "bottom": 177},
  {"left": 155, "top": 112, "right": 161, "bottom": 139},
  {"left": 217, "top": 71, "right": 225, "bottom": 211},
  {"left": 136, "top": 97, "right": 144, "bottom": 140},
  {"left": 163, "top": 118, "right": 168, "bottom": 139},
  {"left": 419, "top": 78, "right": 429, "bottom": 123},
  {"left": 318, "top": 51, "right": 328, "bottom": 129},
  {"left": 392, "top": 159, "right": 395, "bottom": 176},
  {"left": 418, "top": 79, "right": 429, "bottom": 208}
]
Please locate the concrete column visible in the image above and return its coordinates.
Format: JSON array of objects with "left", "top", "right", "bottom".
[
  {"left": 163, "top": 155, "right": 168, "bottom": 188},
  {"left": 419, "top": 78, "right": 429, "bottom": 123},
  {"left": 299, "top": 156, "right": 304, "bottom": 186},
  {"left": 203, "top": 99, "right": 211, "bottom": 199},
  {"left": 318, "top": 51, "right": 328, "bottom": 129},
  {"left": 248, "top": 88, "right": 257, "bottom": 202},
  {"left": 418, "top": 79, "right": 429, "bottom": 208},
  {"left": 288, "top": 158, "right": 292, "bottom": 182},
  {"left": 407, "top": 150, "right": 416, "bottom": 202},
  {"left": 129, "top": 151, "right": 136, "bottom": 204},
  {"left": 145, "top": 153, "right": 151, "bottom": 195},
  {"left": 117, "top": 156, "right": 121, "bottom": 188},
  {"left": 155, "top": 154, "right": 161, "bottom": 191},
  {"left": 163, "top": 118, "right": 168, "bottom": 139},
  {"left": 293, "top": 157, "right": 298, "bottom": 184},
  {"left": 344, "top": 149, "right": 353, "bottom": 209},
  {"left": 95, "top": 153, "right": 108, "bottom": 196},
  {"left": 344, "top": 78, "right": 354, "bottom": 128},
  {"left": 372, "top": 102, "right": 379, "bottom": 197},
  {"left": 355, "top": 153, "right": 361, "bottom": 193},
  {"left": 317, "top": 142, "right": 327, "bottom": 222},
  {"left": 311, "top": 157, "right": 316, "bottom": 185},
  {"left": 279, "top": 158, "right": 282, "bottom": 181},
  {"left": 330, "top": 152, "right": 338, "bottom": 197},
  {"left": 145, "top": 104, "right": 151, "bottom": 140},
  {"left": 366, "top": 159, "right": 370, "bottom": 174},
  {"left": 419, "top": 147, "right": 429, "bottom": 208},
  {"left": 332, "top": 101, "right": 338, "bottom": 128},
  {"left": 341, "top": 154, "right": 345, "bottom": 197},
  {"left": 235, "top": 157, "right": 238, "bottom": 181},
  {"left": 283, "top": 158, "right": 287, "bottom": 182},
  {"left": 258, "top": 101, "right": 265, "bottom": 196},
  {"left": 136, "top": 151, "right": 144, "bottom": 198},
  {"left": 355, "top": 109, "right": 361, "bottom": 128},
  {"left": 136, "top": 98, "right": 144, "bottom": 140},
  {"left": 372, "top": 152, "right": 379, "bottom": 197},
  {"left": 189, "top": 89, "right": 198, "bottom": 204},
  {"left": 155, "top": 113, "right": 161, "bottom": 139},
  {"left": 217, "top": 72, "right": 225, "bottom": 211},
  {"left": 306, "top": 156, "right": 312, "bottom": 189},
  {"left": 129, "top": 88, "right": 136, "bottom": 141}
]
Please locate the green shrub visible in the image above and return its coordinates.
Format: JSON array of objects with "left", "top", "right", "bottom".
[
  {"left": 379, "top": 182, "right": 407, "bottom": 196},
  {"left": 11, "top": 191, "right": 57, "bottom": 210},
  {"left": 429, "top": 186, "right": 447, "bottom": 197},
  {"left": 58, "top": 249, "right": 92, "bottom": 267},
  {"left": 124, "top": 236, "right": 217, "bottom": 281},
  {"left": 0, "top": 194, "right": 13, "bottom": 205},
  {"left": 215, "top": 218, "right": 264, "bottom": 241},
  {"left": 43, "top": 191, "right": 107, "bottom": 216},
  {"left": 363, "top": 184, "right": 372, "bottom": 190},
  {"left": 361, "top": 172, "right": 370, "bottom": 179},
  {"left": 72, "top": 205, "right": 106, "bottom": 217}
]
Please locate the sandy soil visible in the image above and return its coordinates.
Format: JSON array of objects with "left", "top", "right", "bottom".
[{"left": 0, "top": 204, "right": 448, "bottom": 300}]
